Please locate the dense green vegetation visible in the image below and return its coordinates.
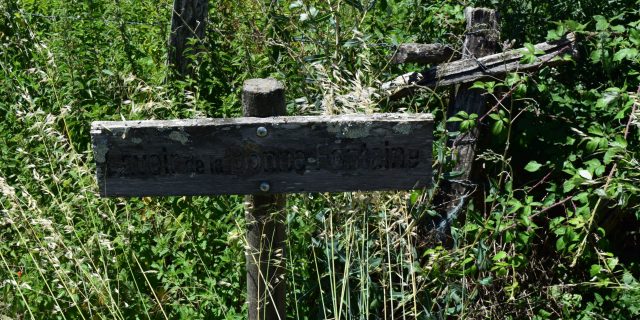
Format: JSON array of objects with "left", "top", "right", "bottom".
[{"left": 1, "top": 0, "right": 639, "bottom": 318}]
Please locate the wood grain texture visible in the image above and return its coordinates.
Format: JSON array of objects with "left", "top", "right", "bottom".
[
  {"left": 382, "top": 33, "right": 576, "bottom": 98},
  {"left": 91, "top": 113, "right": 434, "bottom": 197},
  {"left": 242, "top": 78, "right": 286, "bottom": 320},
  {"left": 441, "top": 8, "right": 499, "bottom": 234},
  {"left": 168, "top": 0, "right": 208, "bottom": 76},
  {"left": 390, "top": 43, "right": 458, "bottom": 64}
]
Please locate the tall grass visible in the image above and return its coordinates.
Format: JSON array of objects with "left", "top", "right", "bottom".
[{"left": 2, "top": 0, "right": 640, "bottom": 319}]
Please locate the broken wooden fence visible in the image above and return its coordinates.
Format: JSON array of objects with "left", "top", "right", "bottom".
[
  {"left": 380, "top": 7, "right": 576, "bottom": 241},
  {"left": 382, "top": 32, "right": 576, "bottom": 99}
]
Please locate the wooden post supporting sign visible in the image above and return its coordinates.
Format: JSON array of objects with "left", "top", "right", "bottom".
[
  {"left": 242, "top": 79, "right": 287, "bottom": 320},
  {"left": 90, "top": 78, "right": 434, "bottom": 319}
]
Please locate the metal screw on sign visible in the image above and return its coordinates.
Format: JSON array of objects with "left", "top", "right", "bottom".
[
  {"left": 259, "top": 182, "right": 271, "bottom": 192},
  {"left": 256, "top": 126, "right": 268, "bottom": 137}
]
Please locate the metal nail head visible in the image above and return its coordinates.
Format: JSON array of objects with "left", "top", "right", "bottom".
[
  {"left": 256, "top": 126, "right": 268, "bottom": 137},
  {"left": 259, "top": 182, "right": 270, "bottom": 192}
]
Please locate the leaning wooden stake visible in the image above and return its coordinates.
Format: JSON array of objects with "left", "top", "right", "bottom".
[
  {"left": 243, "top": 79, "right": 287, "bottom": 320},
  {"left": 437, "top": 8, "right": 499, "bottom": 239},
  {"left": 169, "top": 0, "right": 208, "bottom": 77}
]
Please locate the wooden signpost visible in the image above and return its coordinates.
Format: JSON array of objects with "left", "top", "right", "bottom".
[
  {"left": 91, "top": 113, "right": 434, "bottom": 197},
  {"left": 91, "top": 4, "right": 575, "bottom": 317},
  {"left": 91, "top": 79, "right": 434, "bottom": 319}
]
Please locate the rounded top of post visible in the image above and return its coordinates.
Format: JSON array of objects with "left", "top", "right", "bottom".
[
  {"left": 243, "top": 78, "right": 284, "bottom": 94},
  {"left": 465, "top": 7, "right": 498, "bottom": 29}
]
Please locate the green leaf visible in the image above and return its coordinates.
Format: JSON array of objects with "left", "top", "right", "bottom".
[
  {"left": 546, "top": 29, "right": 561, "bottom": 41},
  {"left": 563, "top": 180, "right": 576, "bottom": 193},
  {"left": 369, "top": 257, "right": 382, "bottom": 268},
  {"left": 556, "top": 237, "right": 566, "bottom": 251},
  {"left": 491, "top": 120, "right": 503, "bottom": 135},
  {"left": 613, "top": 48, "right": 639, "bottom": 62},
  {"left": 586, "top": 139, "right": 599, "bottom": 152},
  {"left": 564, "top": 20, "right": 587, "bottom": 32},
  {"left": 410, "top": 191, "right": 420, "bottom": 205},
  {"left": 524, "top": 43, "right": 535, "bottom": 54},
  {"left": 524, "top": 161, "right": 543, "bottom": 172},
  {"left": 611, "top": 25, "right": 625, "bottom": 33},
  {"left": 520, "top": 52, "right": 536, "bottom": 64},
  {"left": 445, "top": 171, "right": 464, "bottom": 178},
  {"left": 604, "top": 148, "right": 618, "bottom": 164},
  {"left": 554, "top": 226, "right": 566, "bottom": 236},
  {"left": 479, "top": 276, "right": 493, "bottom": 285},
  {"left": 596, "top": 91, "right": 619, "bottom": 109},
  {"left": 470, "top": 81, "right": 485, "bottom": 90},
  {"left": 590, "top": 50, "right": 602, "bottom": 63},
  {"left": 537, "top": 83, "right": 547, "bottom": 92},
  {"left": 461, "top": 120, "right": 469, "bottom": 131},
  {"left": 289, "top": 0, "right": 303, "bottom": 9},
  {"left": 631, "top": 28, "right": 640, "bottom": 46},
  {"left": 622, "top": 271, "right": 635, "bottom": 285},
  {"left": 611, "top": 135, "right": 628, "bottom": 148},
  {"left": 303, "top": 54, "right": 326, "bottom": 62},
  {"left": 578, "top": 169, "right": 592, "bottom": 180},
  {"left": 309, "top": 6, "right": 319, "bottom": 17},
  {"left": 572, "top": 192, "right": 589, "bottom": 203},
  {"left": 461, "top": 119, "right": 476, "bottom": 131},
  {"left": 493, "top": 251, "right": 508, "bottom": 261},
  {"left": 590, "top": 264, "right": 602, "bottom": 277},
  {"left": 594, "top": 188, "right": 608, "bottom": 198},
  {"left": 594, "top": 15, "right": 609, "bottom": 31}
]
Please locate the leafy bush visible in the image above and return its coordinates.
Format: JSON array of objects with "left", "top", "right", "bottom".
[{"left": 1, "top": 0, "right": 639, "bottom": 319}]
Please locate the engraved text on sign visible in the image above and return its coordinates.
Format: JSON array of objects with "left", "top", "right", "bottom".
[{"left": 91, "top": 114, "right": 433, "bottom": 196}]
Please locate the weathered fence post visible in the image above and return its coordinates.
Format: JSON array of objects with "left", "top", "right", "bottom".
[
  {"left": 437, "top": 8, "right": 499, "bottom": 239},
  {"left": 169, "top": 0, "right": 208, "bottom": 77},
  {"left": 242, "top": 79, "right": 287, "bottom": 320}
]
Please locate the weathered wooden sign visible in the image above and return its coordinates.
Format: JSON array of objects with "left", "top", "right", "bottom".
[{"left": 91, "top": 113, "right": 433, "bottom": 197}]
